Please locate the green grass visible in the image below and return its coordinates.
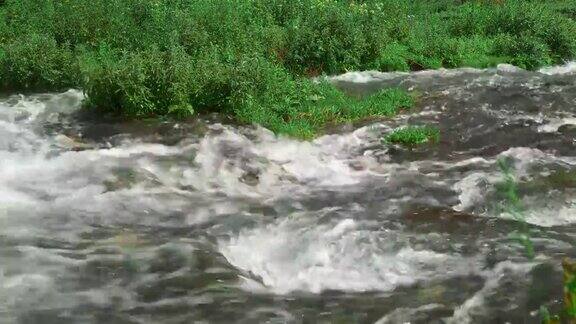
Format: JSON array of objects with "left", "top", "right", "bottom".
[
  {"left": 237, "top": 82, "right": 414, "bottom": 139},
  {"left": 1, "top": 0, "right": 576, "bottom": 137},
  {"left": 384, "top": 126, "right": 440, "bottom": 146}
]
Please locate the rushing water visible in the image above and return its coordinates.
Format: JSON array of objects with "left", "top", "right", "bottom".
[{"left": 2, "top": 64, "right": 576, "bottom": 323}]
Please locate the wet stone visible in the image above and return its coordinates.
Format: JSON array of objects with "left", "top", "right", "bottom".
[
  {"left": 559, "top": 123, "right": 576, "bottom": 135},
  {"left": 239, "top": 171, "right": 260, "bottom": 186}
]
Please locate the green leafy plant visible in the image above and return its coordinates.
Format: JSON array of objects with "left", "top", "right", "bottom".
[
  {"left": 384, "top": 125, "right": 440, "bottom": 146},
  {"left": 561, "top": 259, "right": 576, "bottom": 322},
  {"left": 497, "top": 158, "right": 535, "bottom": 259}
]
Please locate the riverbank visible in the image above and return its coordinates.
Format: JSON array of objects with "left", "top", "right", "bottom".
[{"left": 1, "top": 0, "right": 576, "bottom": 138}]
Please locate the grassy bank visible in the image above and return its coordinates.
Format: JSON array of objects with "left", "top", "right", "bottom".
[{"left": 1, "top": 0, "right": 575, "bottom": 138}]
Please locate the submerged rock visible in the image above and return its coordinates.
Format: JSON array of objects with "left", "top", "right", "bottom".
[{"left": 54, "top": 134, "right": 93, "bottom": 151}]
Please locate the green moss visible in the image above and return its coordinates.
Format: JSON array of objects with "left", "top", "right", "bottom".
[{"left": 384, "top": 126, "right": 440, "bottom": 146}]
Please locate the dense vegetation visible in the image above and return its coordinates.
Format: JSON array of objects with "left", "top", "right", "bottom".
[{"left": 1, "top": 0, "right": 576, "bottom": 138}]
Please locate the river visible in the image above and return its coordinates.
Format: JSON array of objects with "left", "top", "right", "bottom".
[{"left": 2, "top": 63, "right": 576, "bottom": 323}]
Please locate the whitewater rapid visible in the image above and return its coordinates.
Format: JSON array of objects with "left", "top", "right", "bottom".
[{"left": 1, "top": 62, "right": 576, "bottom": 322}]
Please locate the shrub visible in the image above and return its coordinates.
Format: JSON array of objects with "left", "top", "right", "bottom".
[
  {"left": 0, "top": 34, "right": 76, "bottom": 91},
  {"left": 80, "top": 45, "right": 200, "bottom": 117},
  {"left": 448, "top": 0, "right": 576, "bottom": 67},
  {"left": 1, "top": 0, "right": 575, "bottom": 137},
  {"left": 493, "top": 34, "right": 553, "bottom": 70}
]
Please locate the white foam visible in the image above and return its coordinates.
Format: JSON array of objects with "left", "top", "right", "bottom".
[
  {"left": 220, "top": 216, "right": 476, "bottom": 294},
  {"left": 521, "top": 196, "right": 576, "bottom": 227},
  {"left": 330, "top": 62, "right": 576, "bottom": 85},
  {"left": 175, "top": 124, "right": 377, "bottom": 200},
  {"left": 448, "top": 262, "right": 533, "bottom": 324},
  {"left": 539, "top": 61, "right": 576, "bottom": 75},
  {"left": 330, "top": 70, "right": 403, "bottom": 83},
  {"left": 496, "top": 64, "right": 525, "bottom": 73},
  {"left": 98, "top": 143, "right": 183, "bottom": 157},
  {"left": 537, "top": 117, "right": 576, "bottom": 133},
  {"left": 453, "top": 172, "right": 494, "bottom": 211},
  {"left": 452, "top": 148, "right": 556, "bottom": 212},
  {"left": 451, "top": 147, "right": 576, "bottom": 226},
  {"left": 0, "top": 89, "right": 83, "bottom": 123},
  {"left": 329, "top": 67, "right": 487, "bottom": 84}
]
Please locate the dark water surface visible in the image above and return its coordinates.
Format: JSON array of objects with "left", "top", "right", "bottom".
[{"left": 2, "top": 63, "right": 576, "bottom": 323}]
